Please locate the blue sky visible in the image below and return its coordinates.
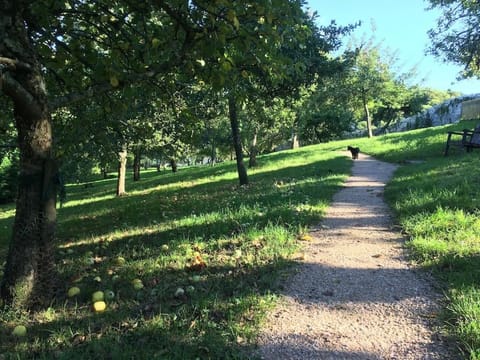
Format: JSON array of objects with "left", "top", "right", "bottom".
[{"left": 306, "top": 0, "right": 480, "bottom": 95}]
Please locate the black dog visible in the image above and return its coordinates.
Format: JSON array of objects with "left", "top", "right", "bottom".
[{"left": 347, "top": 146, "right": 360, "bottom": 160}]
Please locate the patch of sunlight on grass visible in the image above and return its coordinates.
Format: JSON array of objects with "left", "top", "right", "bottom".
[
  {"left": 0, "top": 207, "right": 15, "bottom": 220},
  {"left": 62, "top": 194, "right": 116, "bottom": 208}
]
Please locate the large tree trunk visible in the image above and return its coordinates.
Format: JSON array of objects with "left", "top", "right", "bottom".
[
  {"left": 0, "top": 5, "right": 58, "bottom": 308},
  {"left": 117, "top": 145, "right": 127, "bottom": 196},
  {"left": 133, "top": 148, "right": 141, "bottom": 181},
  {"left": 228, "top": 94, "right": 248, "bottom": 185}
]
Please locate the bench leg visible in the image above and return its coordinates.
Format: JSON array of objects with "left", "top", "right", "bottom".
[{"left": 444, "top": 134, "right": 452, "bottom": 156}]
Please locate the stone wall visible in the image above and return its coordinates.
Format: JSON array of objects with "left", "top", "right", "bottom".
[
  {"left": 461, "top": 98, "right": 480, "bottom": 120},
  {"left": 388, "top": 94, "right": 480, "bottom": 133}
]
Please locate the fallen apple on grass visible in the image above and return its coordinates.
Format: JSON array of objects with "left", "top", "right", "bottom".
[
  {"left": 92, "top": 291, "right": 104, "bottom": 302},
  {"left": 93, "top": 301, "right": 107, "bottom": 312},
  {"left": 67, "top": 286, "right": 81, "bottom": 297},
  {"left": 104, "top": 290, "right": 115, "bottom": 300},
  {"left": 132, "top": 279, "right": 144, "bottom": 290},
  {"left": 12, "top": 325, "right": 27, "bottom": 337}
]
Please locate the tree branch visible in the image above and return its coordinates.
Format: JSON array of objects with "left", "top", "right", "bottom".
[
  {"left": 0, "top": 57, "right": 33, "bottom": 72},
  {"left": 0, "top": 71, "right": 42, "bottom": 119}
]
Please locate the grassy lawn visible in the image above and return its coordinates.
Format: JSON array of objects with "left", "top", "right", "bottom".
[
  {"left": 2, "top": 119, "right": 480, "bottom": 359},
  {"left": 0, "top": 145, "right": 350, "bottom": 359}
]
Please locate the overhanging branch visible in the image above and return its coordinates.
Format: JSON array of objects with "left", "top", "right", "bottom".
[{"left": 0, "top": 71, "right": 42, "bottom": 119}]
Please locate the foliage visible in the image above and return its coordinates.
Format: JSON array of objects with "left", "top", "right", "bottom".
[
  {"left": 0, "top": 143, "right": 350, "bottom": 359},
  {"left": 296, "top": 40, "right": 460, "bottom": 141},
  {"left": 427, "top": 0, "right": 480, "bottom": 78},
  {"left": 0, "top": 153, "right": 18, "bottom": 204}
]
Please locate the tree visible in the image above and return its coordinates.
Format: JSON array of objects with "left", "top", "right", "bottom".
[
  {"left": 0, "top": 0, "right": 322, "bottom": 308},
  {"left": 0, "top": 0, "right": 357, "bottom": 308},
  {"left": 349, "top": 46, "right": 394, "bottom": 137},
  {"left": 427, "top": 0, "right": 480, "bottom": 78}
]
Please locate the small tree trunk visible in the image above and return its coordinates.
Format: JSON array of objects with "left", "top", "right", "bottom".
[
  {"left": 117, "top": 145, "right": 127, "bottom": 196},
  {"left": 249, "top": 131, "right": 258, "bottom": 168},
  {"left": 228, "top": 94, "right": 248, "bottom": 185},
  {"left": 291, "top": 132, "right": 300, "bottom": 149},
  {"left": 133, "top": 148, "right": 141, "bottom": 181},
  {"left": 362, "top": 95, "right": 373, "bottom": 138},
  {"left": 170, "top": 158, "right": 177, "bottom": 173},
  {"left": 210, "top": 143, "right": 217, "bottom": 166}
]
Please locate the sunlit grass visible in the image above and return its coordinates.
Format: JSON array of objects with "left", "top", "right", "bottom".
[
  {"left": 3, "top": 119, "right": 480, "bottom": 358},
  {"left": 357, "top": 119, "right": 480, "bottom": 359},
  {"left": 0, "top": 144, "right": 350, "bottom": 359}
]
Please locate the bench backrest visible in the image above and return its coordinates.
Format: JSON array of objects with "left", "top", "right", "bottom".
[{"left": 471, "top": 124, "right": 480, "bottom": 145}]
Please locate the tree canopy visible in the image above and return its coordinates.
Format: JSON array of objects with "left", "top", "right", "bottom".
[
  {"left": 428, "top": 0, "right": 480, "bottom": 78},
  {"left": 0, "top": 0, "right": 353, "bottom": 308}
]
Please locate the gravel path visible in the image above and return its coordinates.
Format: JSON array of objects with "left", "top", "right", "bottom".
[{"left": 255, "top": 152, "right": 459, "bottom": 359}]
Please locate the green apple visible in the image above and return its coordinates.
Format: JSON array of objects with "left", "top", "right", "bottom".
[
  {"left": 12, "top": 325, "right": 27, "bottom": 337},
  {"left": 67, "top": 286, "right": 81, "bottom": 297},
  {"left": 161, "top": 244, "right": 169, "bottom": 252},
  {"left": 132, "top": 279, "right": 144, "bottom": 290},
  {"left": 92, "top": 291, "right": 104, "bottom": 302},
  {"left": 191, "top": 275, "right": 201, "bottom": 283},
  {"left": 174, "top": 287, "right": 185, "bottom": 297},
  {"left": 151, "top": 38, "right": 161, "bottom": 48},
  {"left": 115, "top": 256, "right": 126, "bottom": 266},
  {"left": 104, "top": 290, "right": 115, "bottom": 301}
]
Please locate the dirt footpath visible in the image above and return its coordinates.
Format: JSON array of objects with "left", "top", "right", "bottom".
[{"left": 255, "top": 152, "right": 459, "bottom": 359}]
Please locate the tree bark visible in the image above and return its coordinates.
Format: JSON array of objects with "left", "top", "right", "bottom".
[
  {"left": 291, "top": 132, "right": 300, "bottom": 149},
  {"left": 170, "top": 158, "right": 177, "bottom": 173},
  {"left": 248, "top": 131, "right": 258, "bottom": 168},
  {"left": 228, "top": 94, "right": 248, "bottom": 185},
  {"left": 0, "top": 5, "right": 58, "bottom": 308},
  {"left": 133, "top": 148, "right": 141, "bottom": 181},
  {"left": 362, "top": 94, "right": 373, "bottom": 138},
  {"left": 210, "top": 142, "right": 217, "bottom": 166},
  {"left": 117, "top": 145, "right": 127, "bottom": 196}
]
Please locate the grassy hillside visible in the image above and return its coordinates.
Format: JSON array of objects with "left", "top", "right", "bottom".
[
  {"left": 0, "top": 144, "right": 350, "bottom": 359},
  {"left": 2, "top": 119, "right": 480, "bottom": 358}
]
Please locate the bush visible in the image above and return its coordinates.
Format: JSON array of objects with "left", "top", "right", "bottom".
[{"left": 0, "top": 153, "right": 18, "bottom": 204}]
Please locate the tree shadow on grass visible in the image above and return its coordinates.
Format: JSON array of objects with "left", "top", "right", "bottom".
[
  {"left": 0, "top": 259, "right": 295, "bottom": 359},
  {"left": 1, "top": 253, "right": 449, "bottom": 359}
]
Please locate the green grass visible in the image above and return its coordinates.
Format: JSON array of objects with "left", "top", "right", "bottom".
[
  {"left": 0, "top": 145, "right": 350, "bottom": 359},
  {"left": 3, "top": 119, "right": 480, "bottom": 359}
]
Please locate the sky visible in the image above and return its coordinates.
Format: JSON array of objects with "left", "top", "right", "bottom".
[{"left": 306, "top": 0, "right": 480, "bottom": 95}]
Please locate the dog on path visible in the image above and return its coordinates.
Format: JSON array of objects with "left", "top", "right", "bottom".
[{"left": 347, "top": 146, "right": 360, "bottom": 160}]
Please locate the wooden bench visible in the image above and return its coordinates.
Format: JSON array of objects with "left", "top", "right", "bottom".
[{"left": 445, "top": 124, "right": 480, "bottom": 156}]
